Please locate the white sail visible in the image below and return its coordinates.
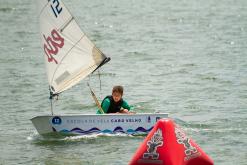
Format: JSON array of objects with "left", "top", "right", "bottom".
[{"left": 38, "top": 0, "right": 109, "bottom": 94}]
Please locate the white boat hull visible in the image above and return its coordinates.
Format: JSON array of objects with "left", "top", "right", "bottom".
[{"left": 31, "top": 113, "right": 168, "bottom": 136}]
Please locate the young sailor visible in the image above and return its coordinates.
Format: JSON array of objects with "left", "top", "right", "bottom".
[{"left": 97, "top": 86, "right": 132, "bottom": 114}]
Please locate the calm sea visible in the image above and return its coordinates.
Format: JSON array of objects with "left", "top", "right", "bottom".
[{"left": 0, "top": 0, "right": 246, "bottom": 164}]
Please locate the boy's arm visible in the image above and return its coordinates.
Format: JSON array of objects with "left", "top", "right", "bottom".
[
  {"left": 122, "top": 100, "right": 131, "bottom": 111},
  {"left": 97, "top": 98, "right": 110, "bottom": 114}
]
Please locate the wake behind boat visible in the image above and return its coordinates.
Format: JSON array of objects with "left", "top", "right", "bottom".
[{"left": 31, "top": 0, "right": 168, "bottom": 136}]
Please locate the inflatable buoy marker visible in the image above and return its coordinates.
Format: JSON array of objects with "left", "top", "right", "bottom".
[{"left": 129, "top": 119, "right": 214, "bottom": 165}]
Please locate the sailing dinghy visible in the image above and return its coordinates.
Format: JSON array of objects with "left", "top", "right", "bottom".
[{"left": 31, "top": 0, "right": 168, "bottom": 136}]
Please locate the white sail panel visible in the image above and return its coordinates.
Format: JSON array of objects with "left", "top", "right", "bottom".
[{"left": 38, "top": 0, "right": 107, "bottom": 94}]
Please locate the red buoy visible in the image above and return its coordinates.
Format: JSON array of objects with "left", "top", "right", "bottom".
[{"left": 129, "top": 119, "right": 214, "bottom": 165}]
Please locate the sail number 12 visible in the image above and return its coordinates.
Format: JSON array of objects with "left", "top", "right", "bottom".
[{"left": 48, "top": 0, "right": 62, "bottom": 18}]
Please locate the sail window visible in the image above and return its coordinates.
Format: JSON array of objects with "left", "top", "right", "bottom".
[{"left": 55, "top": 71, "right": 70, "bottom": 85}]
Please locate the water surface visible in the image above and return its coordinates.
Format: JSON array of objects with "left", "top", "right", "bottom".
[{"left": 0, "top": 0, "right": 246, "bottom": 164}]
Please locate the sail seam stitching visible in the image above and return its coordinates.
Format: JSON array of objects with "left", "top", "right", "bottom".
[{"left": 60, "top": 17, "right": 74, "bottom": 32}]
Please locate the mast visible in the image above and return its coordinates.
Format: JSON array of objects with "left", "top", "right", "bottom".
[
  {"left": 49, "top": 89, "right": 57, "bottom": 115},
  {"left": 50, "top": 97, "right": 54, "bottom": 116}
]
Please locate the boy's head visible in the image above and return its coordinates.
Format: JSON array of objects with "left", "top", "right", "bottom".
[{"left": 112, "top": 86, "right": 123, "bottom": 102}]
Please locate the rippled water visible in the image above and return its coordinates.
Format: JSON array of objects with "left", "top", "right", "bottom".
[{"left": 0, "top": 0, "right": 247, "bottom": 164}]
